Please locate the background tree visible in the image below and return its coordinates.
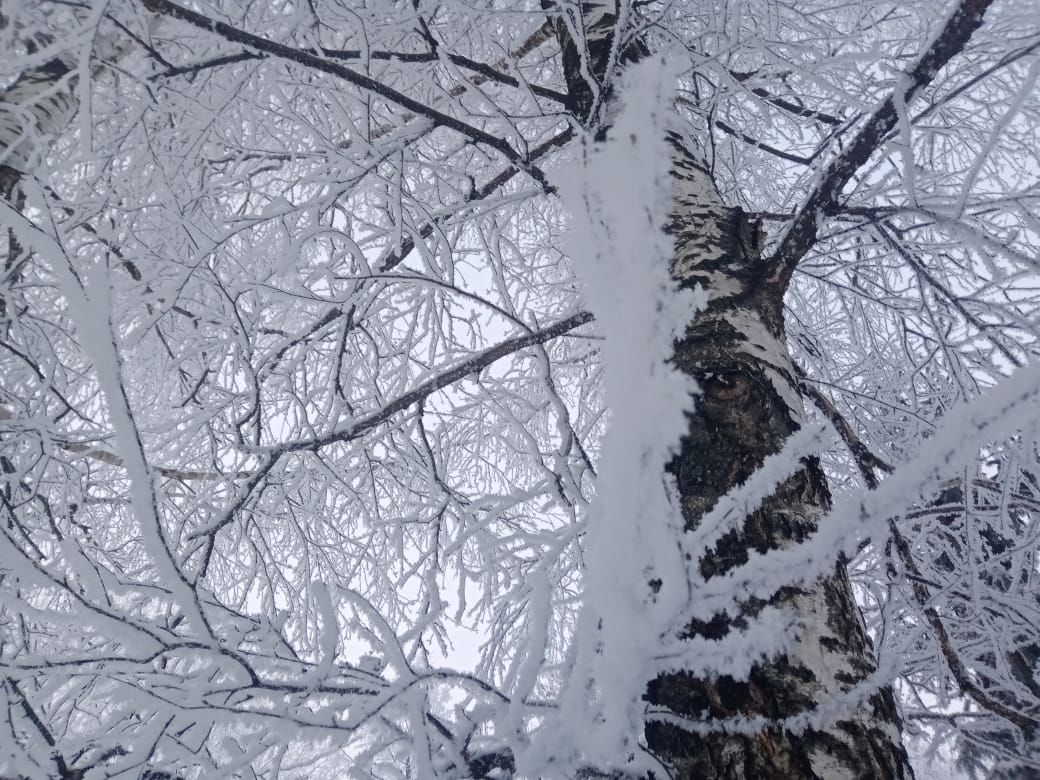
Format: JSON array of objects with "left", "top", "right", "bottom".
[{"left": 1, "top": 0, "right": 1038, "bottom": 778}]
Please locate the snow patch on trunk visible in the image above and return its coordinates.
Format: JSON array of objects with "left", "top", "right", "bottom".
[{"left": 521, "top": 56, "right": 704, "bottom": 776}]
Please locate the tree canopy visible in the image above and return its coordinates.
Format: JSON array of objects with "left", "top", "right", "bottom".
[{"left": 1, "top": 0, "right": 1039, "bottom": 777}]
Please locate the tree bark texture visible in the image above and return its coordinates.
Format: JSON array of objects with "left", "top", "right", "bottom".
[{"left": 644, "top": 130, "right": 913, "bottom": 779}]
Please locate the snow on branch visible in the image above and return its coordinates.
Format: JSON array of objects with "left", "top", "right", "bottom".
[
  {"left": 687, "top": 359, "right": 1040, "bottom": 622},
  {"left": 138, "top": 0, "right": 556, "bottom": 192},
  {"left": 0, "top": 188, "right": 214, "bottom": 641},
  {"left": 769, "top": 0, "right": 997, "bottom": 288}
]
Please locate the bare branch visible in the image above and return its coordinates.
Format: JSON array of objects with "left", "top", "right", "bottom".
[
  {"left": 138, "top": 0, "right": 556, "bottom": 191},
  {"left": 769, "top": 0, "right": 997, "bottom": 288}
]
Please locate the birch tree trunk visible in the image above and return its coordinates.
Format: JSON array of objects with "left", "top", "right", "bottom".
[
  {"left": 0, "top": 56, "right": 78, "bottom": 196},
  {"left": 0, "top": 17, "right": 143, "bottom": 192},
  {"left": 551, "top": 4, "right": 914, "bottom": 777},
  {"left": 646, "top": 138, "right": 913, "bottom": 778}
]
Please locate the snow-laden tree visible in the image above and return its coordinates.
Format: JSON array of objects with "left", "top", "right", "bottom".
[{"left": 1, "top": 0, "right": 1039, "bottom": 777}]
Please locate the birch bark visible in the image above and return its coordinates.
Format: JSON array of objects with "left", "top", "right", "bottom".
[{"left": 649, "top": 134, "right": 914, "bottom": 778}]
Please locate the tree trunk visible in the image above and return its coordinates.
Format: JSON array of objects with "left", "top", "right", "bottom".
[
  {"left": 642, "top": 130, "right": 913, "bottom": 779},
  {"left": 549, "top": 4, "right": 914, "bottom": 777}
]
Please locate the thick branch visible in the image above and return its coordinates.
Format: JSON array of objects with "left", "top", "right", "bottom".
[
  {"left": 54, "top": 438, "right": 251, "bottom": 481},
  {"left": 888, "top": 520, "right": 1040, "bottom": 740},
  {"left": 309, "top": 309, "right": 595, "bottom": 450},
  {"left": 139, "top": 0, "right": 554, "bottom": 191},
  {"left": 379, "top": 126, "right": 573, "bottom": 272},
  {"left": 713, "top": 117, "right": 816, "bottom": 166},
  {"left": 5, "top": 677, "right": 72, "bottom": 777},
  {"left": 795, "top": 371, "right": 1040, "bottom": 739},
  {"left": 795, "top": 363, "right": 893, "bottom": 489},
  {"left": 189, "top": 309, "right": 594, "bottom": 546},
  {"left": 153, "top": 47, "right": 568, "bottom": 103},
  {"left": 768, "top": 0, "right": 995, "bottom": 288},
  {"left": 729, "top": 70, "right": 846, "bottom": 126}
]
